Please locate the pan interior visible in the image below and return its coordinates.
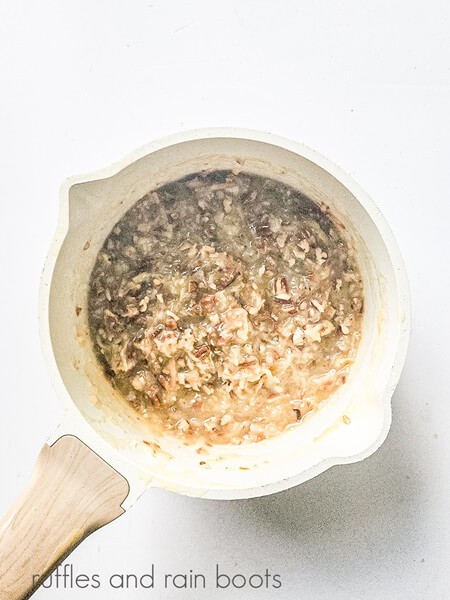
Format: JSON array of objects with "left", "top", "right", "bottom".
[{"left": 48, "top": 135, "right": 403, "bottom": 496}]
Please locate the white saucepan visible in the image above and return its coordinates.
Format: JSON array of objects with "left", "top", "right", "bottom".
[{"left": 0, "top": 129, "right": 410, "bottom": 599}]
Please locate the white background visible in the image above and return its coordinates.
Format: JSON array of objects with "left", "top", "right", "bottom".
[{"left": 0, "top": 1, "right": 449, "bottom": 599}]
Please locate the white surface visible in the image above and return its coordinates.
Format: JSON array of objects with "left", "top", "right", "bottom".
[{"left": 0, "top": 1, "right": 448, "bottom": 599}]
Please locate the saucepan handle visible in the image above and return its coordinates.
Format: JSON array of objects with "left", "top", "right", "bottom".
[{"left": 0, "top": 435, "right": 130, "bottom": 600}]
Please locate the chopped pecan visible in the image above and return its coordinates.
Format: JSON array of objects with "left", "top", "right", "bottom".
[
  {"left": 164, "top": 317, "right": 178, "bottom": 330},
  {"left": 194, "top": 344, "right": 210, "bottom": 359},
  {"left": 273, "top": 277, "right": 291, "bottom": 303}
]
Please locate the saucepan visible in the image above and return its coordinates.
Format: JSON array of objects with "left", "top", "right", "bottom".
[{"left": 0, "top": 129, "right": 410, "bottom": 599}]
